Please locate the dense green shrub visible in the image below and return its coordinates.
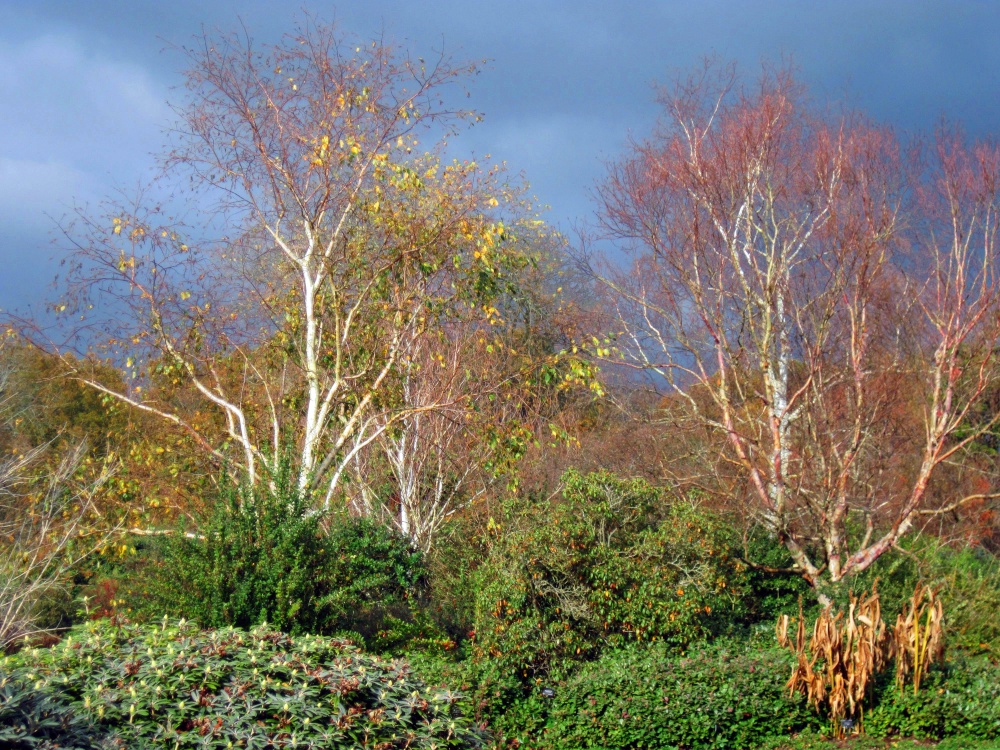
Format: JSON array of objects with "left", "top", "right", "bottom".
[
  {"left": 500, "top": 641, "right": 818, "bottom": 749},
  {"left": 0, "top": 666, "right": 105, "bottom": 749},
  {"left": 142, "top": 463, "right": 339, "bottom": 633},
  {"left": 422, "top": 514, "right": 486, "bottom": 641},
  {"left": 5, "top": 618, "right": 485, "bottom": 749},
  {"left": 865, "top": 656, "right": 1000, "bottom": 740},
  {"left": 321, "top": 516, "right": 428, "bottom": 646},
  {"left": 138, "top": 463, "right": 425, "bottom": 642},
  {"left": 741, "top": 532, "right": 815, "bottom": 623},
  {"left": 409, "top": 632, "right": 1000, "bottom": 749},
  {"left": 763, "top": 736, "right": 1000, "bottom": 750},
  {"left": 471, "top": 470, "right": 748, "bottom": 685}
]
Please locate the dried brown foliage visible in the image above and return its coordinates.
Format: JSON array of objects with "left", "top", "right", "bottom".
[
  {"left": 892, "top": 582, "right": 945, "bottom": 694},
  {"left": 778, "top": 582, "right": 950, "bottom": 736},
  {"left": 777, "top": 589, "right": 891, "bottom": 736}
]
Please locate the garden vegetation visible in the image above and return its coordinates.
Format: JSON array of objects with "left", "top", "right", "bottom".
[{"left": 1, "top": 14, "right": 1000, "bottom": 750}]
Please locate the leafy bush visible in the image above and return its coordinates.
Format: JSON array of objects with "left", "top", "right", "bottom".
[
  {"left": 5, "top": 618, "right": 485, "bottom": 749},
  {"left": 321, "top": 516, "right": 427, "bottom": 646},
  {"left": 0, "top": 666, "right": 105, "bottom": 749},
  {"left": 741, "top": 532, "right": 815, "bottom": 623},
  {"left": 512, "top": 641, "right": 818, "bottom": 749},
  {"left": 138, "top": 462, "right": 425, "bottom": 642},
  {"left": 141, "top": 463, "right": 337, "bottom": 634},
  {"left": 407, "top": 638, "right": 1000, "bottom": 749},
  {"left": 471, "top": 470, "right": 748, "bottom": 685},
  {"left": 762, "top": 735, "right": 1000, "bottom": 750},
  {"left": 865, "top": 656, "right": 1000, "bottom": 740}
]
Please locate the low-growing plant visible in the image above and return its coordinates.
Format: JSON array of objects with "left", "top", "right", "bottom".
[
  {"left": 538, "top": 641, "right": 819, "bottom": 750},
  {"left": 5, "top": 618, "right": 486, "bottom": 749},
  {"left": 0, "top": 665, "right": 106, "bottom": 749},
  {"left": 865, "top": 655, "right": 1000, "bottom": 740}
]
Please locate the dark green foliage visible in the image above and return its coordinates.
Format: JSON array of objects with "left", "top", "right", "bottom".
[
  {"left": 0, "top": 666, "right": 106, "bottom": 749},
  {"left": 404, "top": 651, "right": 480, "bottom": 723},
  {"left": 471, "top": 470, "right": 748, "bottom": 685},
  {"left": 5, "top": 618, "right": 485, "bottom": 749},
  {"left": 865, "top": 657, "right": 1000, "bottom": 740},
  {"left": 321, "top": 516, "right": 427, "bottom": 646},
  {"left": 405, "top": 642, "right": 820, "bottom": 749},
  {"left": 422, "top": 515, "right": 484, "bottom": 642},
  {"left": 140, "top": 462, "right": 425, "bottom": 642},
  {"left": 408, "top": 641, "right": 1000, "bottom": 749},
  {"left": 742, "top": 532, "right": 815, "bottom": 622},
  {"left": 541, "top": 642, "right": 819, "bottom": 750},
  {"left": 764, "top": 737, "right": 1000, "bottom": 749}
]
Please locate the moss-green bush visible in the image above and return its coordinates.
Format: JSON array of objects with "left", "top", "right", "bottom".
[{"left": 5, "top": 618, "right": 485, "bottom": 749}]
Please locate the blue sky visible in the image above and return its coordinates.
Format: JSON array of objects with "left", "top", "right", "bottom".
[{"left": 2, "top": 1, "right": 999, "bottom": 314}]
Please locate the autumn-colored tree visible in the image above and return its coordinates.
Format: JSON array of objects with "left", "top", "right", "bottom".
[
  {"left": 37, "top": 19, "right": 546, "bottom": 507},
  {"left": 342, "top": 231, "right": 593, "bottom": 550},
  {"left": 589, "top": 63, "right": 1000, "bottom": 602}
]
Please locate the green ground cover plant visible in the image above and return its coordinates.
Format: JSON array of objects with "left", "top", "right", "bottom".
[
  {"left": 765, "top": 738, "right": 1000, "bottom": 750},
  {"left": 4, "top": 618, "right": 484, "bottom": 749},
  {"left": 538, "top": 641, "right": 820, "bottom": 750}
]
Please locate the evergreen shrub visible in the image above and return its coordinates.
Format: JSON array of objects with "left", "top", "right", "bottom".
[
  {"left": 138, "top": 462, "right": 425, "bottom": 642},
  {"left": 5, "top": 618, "right": 485, "bottom": 749},
  {"left": 541, "top": 642, "right": 819, "bottom": 750},
  {"left": 471, "top": 470, "right": 749, "bottom": 686}
]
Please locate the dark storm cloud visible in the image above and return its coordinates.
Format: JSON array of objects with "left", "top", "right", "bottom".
[{"left": 2, "top": 0, "right": 999, "bottom": 312}]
